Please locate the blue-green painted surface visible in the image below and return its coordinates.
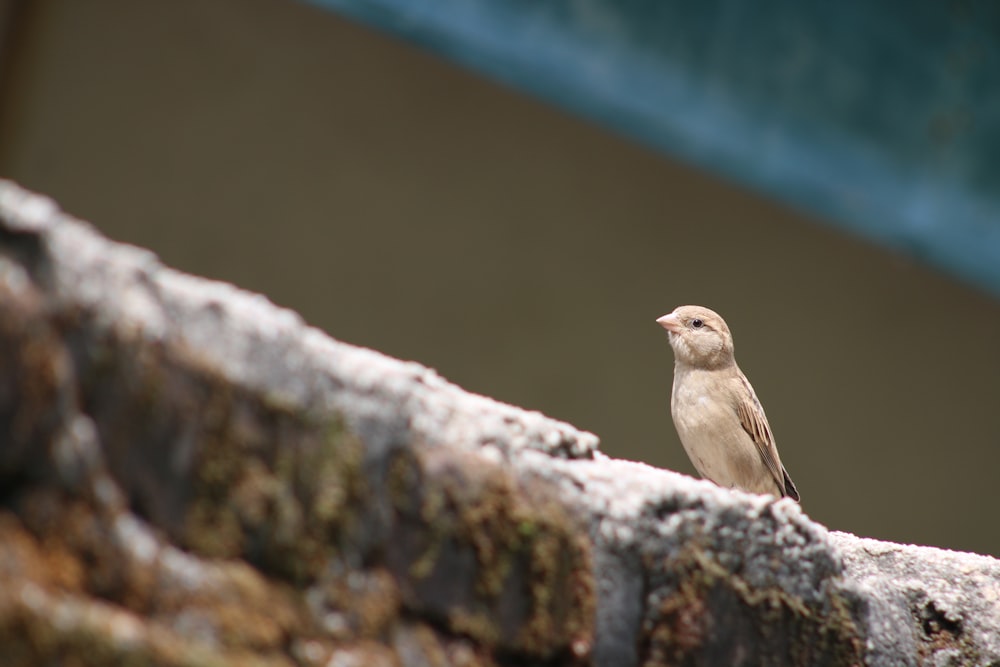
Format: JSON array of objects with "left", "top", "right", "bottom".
[{"left": 305, "top": 0, "right": 1000, "bottom": 297}]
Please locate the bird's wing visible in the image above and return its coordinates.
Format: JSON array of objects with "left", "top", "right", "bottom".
[{"left": 733, "top": 372, "right": 795, "bottom": 499}]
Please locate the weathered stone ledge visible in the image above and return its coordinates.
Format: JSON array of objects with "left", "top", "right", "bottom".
[{"left": 1, "top": 179, "right": 997, "bottom": 666}]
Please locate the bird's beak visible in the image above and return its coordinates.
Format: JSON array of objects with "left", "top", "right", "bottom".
[{"left": 656, "top": 313, "right": 682, "bottom": 333}]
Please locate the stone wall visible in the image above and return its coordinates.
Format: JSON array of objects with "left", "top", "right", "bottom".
[{"left": 0, "top": 179, "right": 997, "bottom": 666}]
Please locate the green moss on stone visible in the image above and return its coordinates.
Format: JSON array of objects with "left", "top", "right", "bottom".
[
  {"left": 643, "top": 547, "right": 864, "bottom": 667},
  {"left": 385, "top": 446, "right": 594, "bottom": 660}
]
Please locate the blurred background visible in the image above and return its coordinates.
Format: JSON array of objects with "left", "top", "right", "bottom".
[{"left": 2, "top": 0, "right": 999, "bottom": 555}]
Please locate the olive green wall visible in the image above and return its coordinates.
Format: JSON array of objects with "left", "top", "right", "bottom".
[{"left": 3, "top": 0, "right": 999, "bottom": 555}]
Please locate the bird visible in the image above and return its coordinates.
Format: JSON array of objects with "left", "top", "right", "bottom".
[{"left": 656, "top": 305, "right": 799, "bottom": 501}]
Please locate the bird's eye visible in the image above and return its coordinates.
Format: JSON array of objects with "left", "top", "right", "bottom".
[{"left": 691, "top": 318, "right": 704, "bottom": 329}]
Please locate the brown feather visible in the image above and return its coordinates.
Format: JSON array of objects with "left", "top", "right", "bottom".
[{"left": 734, "top": 372, "right": 797, "bottom": 499}]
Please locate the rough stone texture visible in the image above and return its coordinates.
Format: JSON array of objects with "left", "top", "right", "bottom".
[{"left": 0, "top": 178, "right": 996, "bottom": 667}]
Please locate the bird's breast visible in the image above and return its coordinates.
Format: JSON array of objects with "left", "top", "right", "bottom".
[
  {"left": 670, "top": 371, "right": 751, "bottom": 488},
  {"left": 671, "top": 379, "right": 733, "bottom": 431}
]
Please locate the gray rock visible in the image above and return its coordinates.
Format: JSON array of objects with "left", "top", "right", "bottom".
[{"left": 0, "top": 178, "right": 996, "bottom": 666}]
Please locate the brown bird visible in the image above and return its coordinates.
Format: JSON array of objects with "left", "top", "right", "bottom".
[{"left": 656, "top": 305, "right": 799, "bottom": 500}]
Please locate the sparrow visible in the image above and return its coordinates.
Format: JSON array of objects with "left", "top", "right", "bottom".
[{"left": 656, "top": 305, "right": 799, "bottom": 500}]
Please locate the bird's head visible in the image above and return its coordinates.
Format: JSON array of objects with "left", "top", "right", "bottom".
[{"left": 656, "top": 305, "right": 735, "bottom": 369}]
